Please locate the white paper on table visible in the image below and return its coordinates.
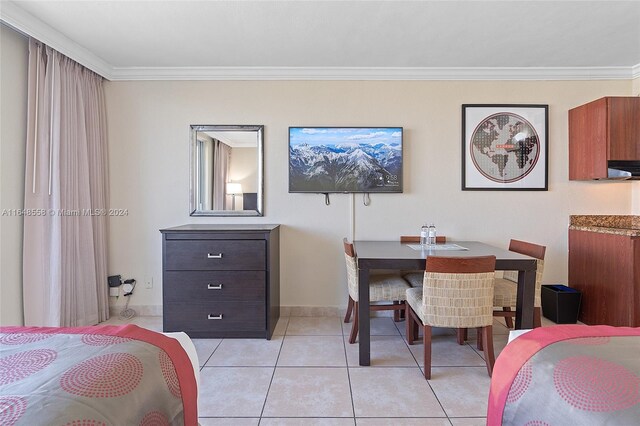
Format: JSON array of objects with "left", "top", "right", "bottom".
[{"left": 407, "top": 244, "right": 469, "bottom": 251}]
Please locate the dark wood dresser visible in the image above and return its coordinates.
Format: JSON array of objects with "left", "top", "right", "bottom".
[{"left": 160, "top": 224, "right": 280, "bottom": 339}]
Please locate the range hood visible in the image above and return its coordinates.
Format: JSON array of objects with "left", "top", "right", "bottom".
[{"left": 604, "top": 161, "right": 640, "bottom": 180}]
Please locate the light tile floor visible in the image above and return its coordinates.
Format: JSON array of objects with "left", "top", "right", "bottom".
[{"left": 102, "top": 313, "right": 558, "bottom": 425}]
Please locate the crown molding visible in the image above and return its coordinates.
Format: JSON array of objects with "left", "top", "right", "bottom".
[
  {"left": 2, "top": 1, "right": 638, "bottom": 82},
  {"left": 0, "top": 1, "right": 113, "bottom": 79},
  {"left": 109, "top": 66, "right": 636, "bottom": 81}
]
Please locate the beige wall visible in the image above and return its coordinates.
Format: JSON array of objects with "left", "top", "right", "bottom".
[
  {"left": 230, "top": 147, "right": 258, "bottom": 194},
  {"left": 0, "top": 24, "right": 28, "bottom": 325},
  {"left": 105, "top": 79, "right": 636, "bottom": 310},
  {"left": 228, "top": 146, "right": 258, "bottom": 211}
]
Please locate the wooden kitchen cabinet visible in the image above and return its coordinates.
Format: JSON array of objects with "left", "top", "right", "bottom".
[
  {"left": 569, "top": 97, "right": 640, "bottom": 180},
  {"left": 569, "top": 229, "right": 639, "bottom": 327}
]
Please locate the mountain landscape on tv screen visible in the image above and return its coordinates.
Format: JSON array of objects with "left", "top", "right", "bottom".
[{"left": 289, "top": 134, "right": 402, "bottom": 192}]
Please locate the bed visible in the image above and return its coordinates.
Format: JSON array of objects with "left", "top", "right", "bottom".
[
  {"left": 487, "top": 325, "right": 640, "bottom": 425},
  {"left": 0, "top": 324, "right": 198, "bottom": 425}
]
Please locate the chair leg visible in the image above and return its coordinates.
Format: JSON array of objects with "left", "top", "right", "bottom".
[
  {"left": 423, "top": 324, "right": 432, "bottom": 380},
  {"left": 349, "top": 302, "right": 359, "bottom": 344},
  {"left": 481, "top": 325, "right": 495, "bottom": 377},
  {"left": 456, "top": 328, "right": 466, "bottom": 345},
  {"left": 477, "top": 327, "right": 483, "bottom": 351},
  {"left": 503, "top": 307, "right": 514, "bottom": 329},
  {"left": 399, "top": 305, "right": 406, "bottom": 320},
  {"left": 393, "top": 301, "right": 401, "bottom": 322},
  {"left": 406, "top": 306, "right": 415, "bottom": 345},
  {"left": 534, "top": 307, "right": 542, "bottom": 328},
  {"left": 344, "top": 297, "right": 354, "bottom": 323}
]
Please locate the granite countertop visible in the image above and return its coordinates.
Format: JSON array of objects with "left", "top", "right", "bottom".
[{"left": 569, "top": 215, "right": 640, "bottom": 237}]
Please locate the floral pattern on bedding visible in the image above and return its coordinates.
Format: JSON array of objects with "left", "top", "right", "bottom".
[
  {"left": 488, "top": 325, "right": 640, "bottom": 426},
  {"left": 0, "top": 325, "right": 197, "bottom": 426}
]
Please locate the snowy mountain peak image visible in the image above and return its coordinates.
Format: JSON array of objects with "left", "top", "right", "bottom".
[{"left": 289, "top": 128, "right": 402, "bottom": 192}]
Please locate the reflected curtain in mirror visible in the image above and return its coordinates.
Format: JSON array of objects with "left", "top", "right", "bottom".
[{"left": 196, "top": 135, "right": 231, "bottom": 210}]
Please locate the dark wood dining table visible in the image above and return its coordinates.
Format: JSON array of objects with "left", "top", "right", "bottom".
[{"left": 354, "top": 240, "right": 538, "bottom": 366}]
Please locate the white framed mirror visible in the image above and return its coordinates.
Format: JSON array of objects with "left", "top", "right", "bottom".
[{"left": 190, "top": 125, "right": 263, "bottom": 216}]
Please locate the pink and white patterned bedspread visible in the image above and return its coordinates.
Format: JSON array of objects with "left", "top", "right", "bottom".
[
  {"left": 487, "top": 325, "right": 640, "bottom": 425},
  {"left": 0, "top": 324, "right": 197, "bottom": 426}
]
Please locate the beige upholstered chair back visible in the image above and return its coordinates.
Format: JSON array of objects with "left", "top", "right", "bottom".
[
  {"left": 502, "top": 240, "right": 546, "bottom": 307},
  {"left": 344, "top": 252, "right": 359, "bottom": 300},
  {"left": 502, "top": 270, "right": 518, "bottom": 282},
  {"left": 421, "top": 256, "right": 496, "bottom": 329},
  {"left": 502, "top": 259, "right": 545, "bottom": 307},
  {"left": 344, "top": 238, "right": 409, "bottom": 303}
]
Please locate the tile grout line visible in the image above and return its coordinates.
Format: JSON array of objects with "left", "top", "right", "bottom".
[
  {"left": 341, "top": 315, "right": 358, "bottom": 425},
  {"left": 199, "top": 338, "right": 224, "bottom": 370},
  {"left": 394, "top": 317, "right": 453, "bottom": 422},
  {"left": 257, "top": 315, "right": 289, "bottom": 424}
]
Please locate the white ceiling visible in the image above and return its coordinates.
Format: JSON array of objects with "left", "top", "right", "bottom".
[
  {"left": 2, "top": 0, "right": 639, "bottom": 81},
  {"left": 204, "top": 131, "right": 258, "bottom": 148}
]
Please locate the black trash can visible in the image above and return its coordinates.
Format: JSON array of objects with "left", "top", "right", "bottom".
[{"left": 541, "top": 285, "right": 582, "bottom": 324}]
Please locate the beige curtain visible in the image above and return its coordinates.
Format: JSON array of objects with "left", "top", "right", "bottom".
[
  {"left": 23, "top": 39, "right": 109, "bottom": 327},
  {"left": 212, "top": 140, "right": 231, "bottom": 210},
  {"left": 196, "top": 136, "right": 215, "bottom": 210}
]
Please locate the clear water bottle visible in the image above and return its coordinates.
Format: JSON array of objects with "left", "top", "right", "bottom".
[
  {"left": 420, "top": 224, "right": 429, "bottom": 246},
  {"left": 428, "top": 223, "right": 437, "bottom": 246}
]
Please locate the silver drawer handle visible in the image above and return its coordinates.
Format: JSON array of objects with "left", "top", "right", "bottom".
[
  {"left": 207, "top": 284, "right": 223, "bottom": 290},
  {"left": 207, "top": 314, "right": 223, "bottom": 320},
  {"left": 207, "top": 253, "right": 223, "bottom": 259}
]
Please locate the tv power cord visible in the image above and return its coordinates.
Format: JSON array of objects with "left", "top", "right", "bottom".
[{"left": 119, "top": 279, "right": 137, "bottom": 320}]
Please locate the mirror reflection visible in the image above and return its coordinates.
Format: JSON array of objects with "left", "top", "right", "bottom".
[{"left": 190, "top": 125, "right": 263, "bottom": 216}]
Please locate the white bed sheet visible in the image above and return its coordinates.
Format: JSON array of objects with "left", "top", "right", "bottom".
[
  {"left": 507, "top": 328, "right": 533, "bottom": 343},
  {"left": 164, "top": 332, "right": 200, "bottom": 392}
]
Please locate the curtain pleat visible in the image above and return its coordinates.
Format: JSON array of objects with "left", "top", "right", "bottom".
[
  {"left": 23, "top": 39, "right": 109, "bottom": 327},
  {"left": 212, "top": 140, "right": 231, "bottom": 210}
]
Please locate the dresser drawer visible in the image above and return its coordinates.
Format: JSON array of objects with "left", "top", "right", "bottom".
[
  {"left": 163, "top": 271, "right": 265, "bottom": 302},
  {"left": 163, "top": 301, "right": 265, "bottom": 334},
  {"left": 164, "top": 240, "right": 266, "bottom": 271}
]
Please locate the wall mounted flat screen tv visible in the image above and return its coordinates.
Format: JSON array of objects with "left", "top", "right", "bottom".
[{"left": 289, "top": 127, "right": 403, "bottom": 193}]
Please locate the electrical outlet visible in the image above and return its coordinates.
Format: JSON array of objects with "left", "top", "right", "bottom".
[
  {"left": 109, "top": 287, "right": 119, "bottom": 297},
  {"left": 145, "top": 276, "right": 153, "bottom": 289}
]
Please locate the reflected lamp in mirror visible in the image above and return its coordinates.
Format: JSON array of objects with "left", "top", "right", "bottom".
[
  {"left": 190, "top": 125, "right": 263, "bottom": 216},
  {"left": 226, "top": 182, "right": 243, "bottom": 210}
]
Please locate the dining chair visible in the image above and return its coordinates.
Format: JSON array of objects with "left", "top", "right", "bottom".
[
  {"left": 405, "top": 255, "right": 496, "bottom": 379},
  {"left": 399, "top": 235, "right": 447, "bottom": 244},
  {"left": 400, "top": 235, "right": 447, "bottom": 288},
  {"left": 343, "top": 238, "right": 411, "bottom": 344},
  {"left": 493, "top": 239, "right": 546, "bottom": 329}
]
